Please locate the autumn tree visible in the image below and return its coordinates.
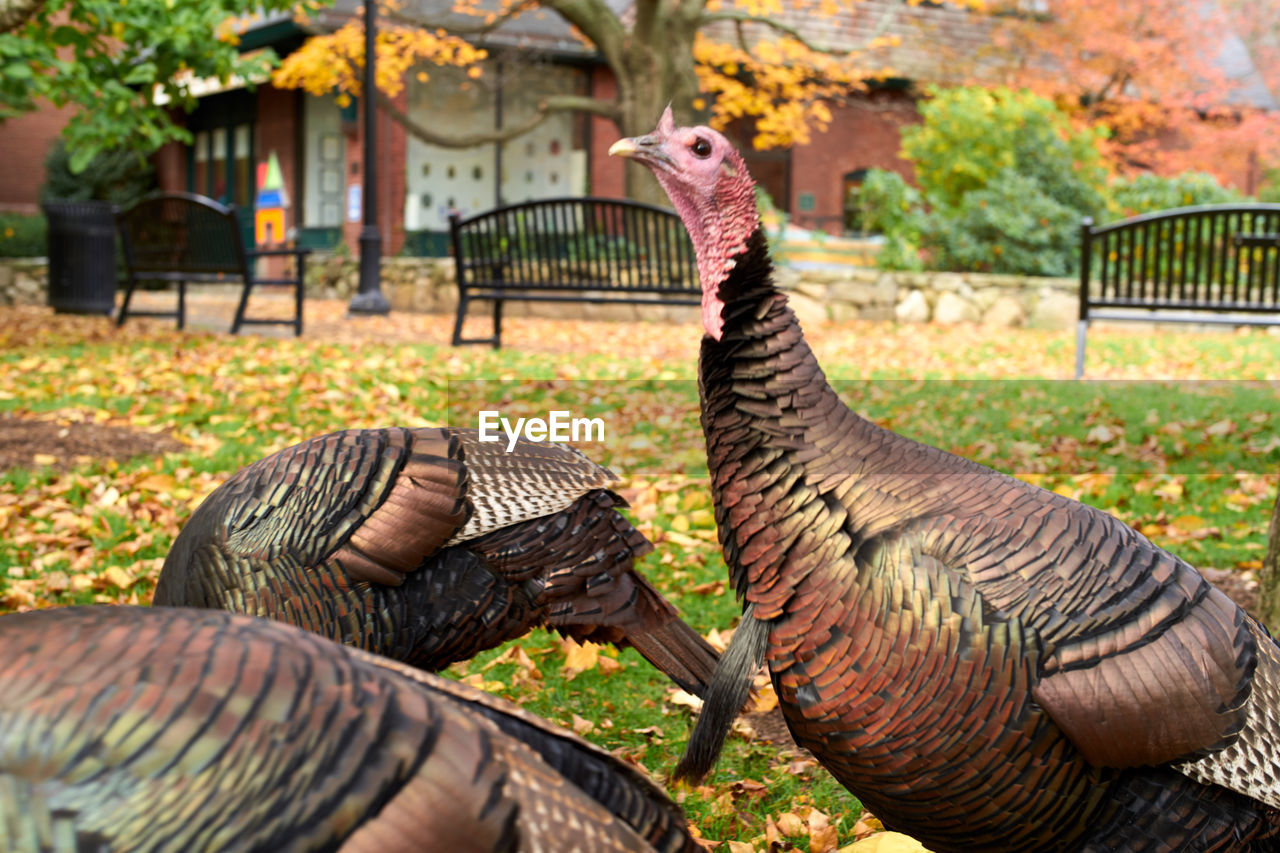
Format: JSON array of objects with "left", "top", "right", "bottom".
[
  {"left": 273, "top": 0, "right": 977, "bottom": 201},
  {"left": 983, "top": 0, "right": 1280, "bottom": 189},
  {"left": 0, "top": 0, "right": 312, "bottom": 170}
]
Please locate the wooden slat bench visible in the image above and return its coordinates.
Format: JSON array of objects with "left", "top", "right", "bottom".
[
  {"left": 448, "top": 197, "right": 699, "bottom": 348},
  {"left": 115, "top": 191, "right": 311, "bottom": 336},
  {"left": 1077, "top": 204, "right": 1280, "bottom": 377}
]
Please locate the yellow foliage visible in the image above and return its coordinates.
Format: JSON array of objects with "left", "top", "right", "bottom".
[{"left": 274, "top": 5, "right": 487, "bottom": 100}]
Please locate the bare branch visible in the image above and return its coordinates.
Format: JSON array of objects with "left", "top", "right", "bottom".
[
  {"left": 700, "top": 0, "right": 900, "bottom": 58},
  {"left": 376, "top": 90, "right": 618, "bottom": 147},
  {"left": 538, "top": 0, "right": 627, "bottom": 70}
]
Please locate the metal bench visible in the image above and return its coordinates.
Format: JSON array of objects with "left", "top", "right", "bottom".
[
  {"left": 448, "top": 197, "right": 699, "bottom": 348},
  {"left": 1077, "top": 204, "right": 1280, "bottom": 378},
  {"left": 115, "top": 191, "right": 311, "bottom": 335}
]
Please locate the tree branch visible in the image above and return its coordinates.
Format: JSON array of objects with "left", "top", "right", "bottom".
[
  {"left": 376, "top": 90, "right": 618, "bottom": 147},
  {"left": 700, "top": 0, "right": 900, "bottom": 58},
  {"left": 537, "top": 0, "right": 627, "bottom": 71}
]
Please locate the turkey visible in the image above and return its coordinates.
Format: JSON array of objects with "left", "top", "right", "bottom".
[
  {"left": 611, "top": 109, "right": 1280, "bottom": 851},
  {"left": 0, "top": 605, "right": 697, "bottom": 852},
  {"left": 153, "top": 426, "right": 718, "bottom": 697}
]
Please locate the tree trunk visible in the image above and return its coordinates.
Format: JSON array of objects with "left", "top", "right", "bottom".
[
  {"left": 613, "top": 13, "right": 700, "bottom": 206},
  {"left": 1259, "top": 481, "right": 1280, "bottom": 630}
]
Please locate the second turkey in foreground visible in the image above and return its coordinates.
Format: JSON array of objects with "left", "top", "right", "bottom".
[
  {"left": 612, "top": 109, "right": 1280, "bottom": 851},
  {"left": 0, "top": 605, "right": 698, "bottom": 852},
  {"left": 154, "top": 426, "right": 718, "bottom": 696}
]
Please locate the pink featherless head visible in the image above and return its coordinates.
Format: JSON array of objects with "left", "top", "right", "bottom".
[{"left": 608, "top": 110, "right": 758, "bottom": 341}]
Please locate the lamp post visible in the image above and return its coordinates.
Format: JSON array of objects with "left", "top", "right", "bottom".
[{"left": 349, "top": 0, "right": 391, "bottom": 315}]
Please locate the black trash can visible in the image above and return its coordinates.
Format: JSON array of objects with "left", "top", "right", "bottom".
[{"left": 42, "top": 200, "right": 118, "bottom": 315}]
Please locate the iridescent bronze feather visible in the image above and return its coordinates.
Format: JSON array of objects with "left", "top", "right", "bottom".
[
  {"left": 613, "top": 110, "right": 1280, "bottom": 851},
  {"left": 0, "top": 606, "right": 698, "bottom": 852},
  {"left": 154, "top": 426, "right": 718, "bottom": 697}
]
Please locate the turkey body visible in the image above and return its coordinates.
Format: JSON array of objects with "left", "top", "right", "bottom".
[
  {"left": 0, "top": 605, "right": 697, "bottom": 852},
  {"left": 154, "top": 426, "right": 717, "bottom": 696},
  {"left": 612, "top": 111, "right": 1280, "bottom": 852}
]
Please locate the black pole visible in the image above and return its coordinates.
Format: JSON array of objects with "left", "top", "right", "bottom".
[{"left": 349, "top": 0, "right": 390, "bottom": 315}]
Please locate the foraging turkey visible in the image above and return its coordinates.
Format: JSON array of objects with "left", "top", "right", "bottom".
[
  {"left": 0, "top": 605, "right": 697, "bottom": 852},
  {"left": 154, "top": 426, "right": 717, "bottom": 696},
  {"left": 611, "top": 109, "right": 1280, "bottom": 851}
]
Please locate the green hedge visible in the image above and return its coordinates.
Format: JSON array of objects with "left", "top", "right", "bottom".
[{"left": 0, "top": 212, "right": 47, "bottom": 258}]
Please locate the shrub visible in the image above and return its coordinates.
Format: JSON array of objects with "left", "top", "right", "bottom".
[
  {"left": 854, "top": 169, "right": 925, "bottom": 270},
  {"left": 0, "top": 212, "right": 48, "bottom": 258},
  {"left": 883, "top": 86, "right": 1109, "bottom": 276},
  {"left": 1107, "top": 171, "right": 1240, "bottom": 219},
  {"left": 41, "top": 138, "right": 155, "bottom": 208},
  {"left": 922, "top": 170, "right": 1084, "bottom": 277},
  {"left": 902, "top": 86, "right": 1109, "bottom": 213}
]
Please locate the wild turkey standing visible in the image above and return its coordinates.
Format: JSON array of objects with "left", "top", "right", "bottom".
[
  {"left": 611, "top": 109, "right": 1280, "bottom": 851},
  {"left": 0, "top": 605, "right": 698, "bottom": 852},
  {"left": 155, "top": 426, "right": 718, "bottom": 696}
]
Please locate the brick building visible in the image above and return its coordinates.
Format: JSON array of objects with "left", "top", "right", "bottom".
[{"left": 3, "top": 0, "right": 1274, "bottom": 246}]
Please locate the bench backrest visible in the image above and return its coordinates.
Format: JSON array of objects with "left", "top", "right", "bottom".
[
  {"left": 450, "top": 197, "right": 698, "bottom": 294},
  {"left": 117, "top": 192, "right": 250, "bottom": 279},
  {"left": 1080, "top": 204, "right": 1280, "bottom": 318}
]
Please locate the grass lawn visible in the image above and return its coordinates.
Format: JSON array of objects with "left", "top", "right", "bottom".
[{"left": 1, "top": 303, "right": 1277, "bottom": 851}]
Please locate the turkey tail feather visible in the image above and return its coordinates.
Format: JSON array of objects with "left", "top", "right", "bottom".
[
  {"left": 627, "top": 618, "right": 721, "bottom": 699},
  {"left": 674, "top": 605, "right": 767, "bottom": 782}
]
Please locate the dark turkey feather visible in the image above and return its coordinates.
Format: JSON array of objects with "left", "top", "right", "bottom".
[
  {"left": 612, "top": 108, "right": 1280, "bottom": 851},
  {"left": 154, "top": 426, "right": 718, "bottom": 696},
  {"left": 0, "top": 606, "right": 697, "bottom": 852}
]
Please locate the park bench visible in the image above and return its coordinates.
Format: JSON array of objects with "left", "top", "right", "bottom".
[
  {"left": 448, "top": 197, "right": 699, "bottom": 347},
  {"left": 1077, "top": 204, "right": 1280, "bottom": 377},
  {"left": 115, "top": 191, "right": 311, "bottom": 336}
]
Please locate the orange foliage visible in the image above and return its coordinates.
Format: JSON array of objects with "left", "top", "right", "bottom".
[
  {"left": 988, "top": 0, "right": 1280, "bottom": 187},
  {"left": 695, "top": 0, "right": 980, "bottom": 148}
]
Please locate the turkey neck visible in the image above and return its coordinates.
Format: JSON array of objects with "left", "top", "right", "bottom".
[
  {"left": 697, "top": 226, "right": 870, "bottom": 611},
  {"left": 695, "top": 233, "right": 1115, "bottom": 850}
]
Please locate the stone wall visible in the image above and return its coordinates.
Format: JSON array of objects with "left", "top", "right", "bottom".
[
  {"left": 5, "top": 254, "right": 1081, "bottom": 330},
  {"left": 776, "top": 266, "right": 1080, "bottom": 330},
  {"left": 0, "top": 259, "right": 48, "bottom": 306}
]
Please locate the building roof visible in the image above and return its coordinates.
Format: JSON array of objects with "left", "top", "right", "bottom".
[{"left": 239, "top": 0, "right": 1275, "bottom": 109}]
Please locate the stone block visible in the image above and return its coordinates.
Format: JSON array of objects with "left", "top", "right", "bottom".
[
  {"left": 933, "top": 291, "right": 980, "bottom": 324},
  {"left": 930, "top": 272, "right": 966, "bottom": 292},
  {"left": 859, "top": 306, "right": 896, "bottom": 323},
  {"left": 828, "top": 301, "right": 860, "bottom": 323},
  {"left": 786, "top": 290, "right": 830, "bottom": 327},
  {"left": 981, "top": 296, "right": 1026, "bottom": 327},
  {"left": 1028, "top": 289, "right": 1078, "bottom": 330},
  {"left": 895, "top": 289, "right": 930, "bottom": 323},
  {"left": 827, "top": 280, "right": 880, "bottom": 306}
]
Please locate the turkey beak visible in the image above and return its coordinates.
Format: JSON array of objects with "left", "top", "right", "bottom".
[{"left": 609, "top": 134, "right": 675, "bottom": 172}]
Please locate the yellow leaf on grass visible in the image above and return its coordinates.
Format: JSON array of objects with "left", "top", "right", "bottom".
[
  {"left": 838, "top": 832, "right": 932, "bottom": 852},
  {"left": 1170, "top": 514, "right": 1206, "bottom": 530},
  {"left": 560, "top": 637, "right": 600, "bottom": 679},
  {"left": 98, "top": 566, "right": 134, "bottom": 590},
  {"left": 483, "top": 644, "right": 542, "bottom": 679},
  {"left": 752, "top": 682, "right": 779, "bottom": 712},
  {"left": 571, "top": 713, "right": 595, "bottom": 735},
  {"left": 136, "top": 473, "right": 177, "bottom": 492},
  {"left": 726, "top": 842, "right": 756, "bottom": 853}
]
